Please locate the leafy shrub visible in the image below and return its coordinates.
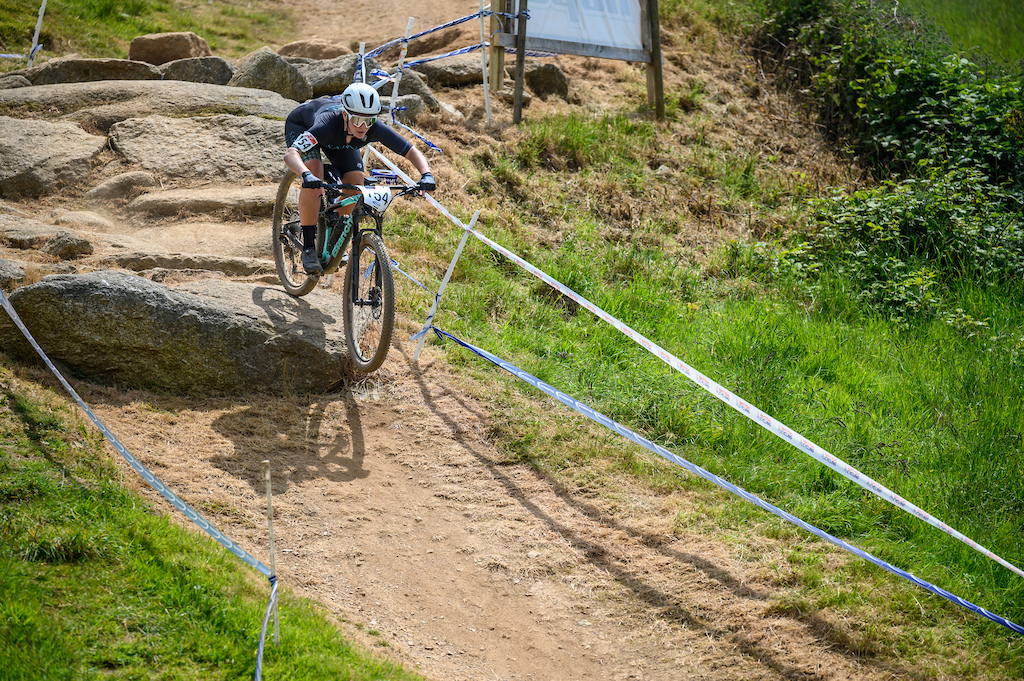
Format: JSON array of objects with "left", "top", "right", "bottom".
[
  {"left": 756, "top": 0, "right": 1024, "bottom": 195},
  {"left": 752, "top": 0, "right": 1024, "bottom": 323},
  {"left": 849, "top": 55, "right": 1024, "bottom": 185},
  {"left": 784, "top": 166, "right": 1024, "bottom": 320}
]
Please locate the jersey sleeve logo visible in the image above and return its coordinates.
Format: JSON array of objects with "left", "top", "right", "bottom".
[{"left": 292, "top": 131, "right": 318, "bottom": 152}]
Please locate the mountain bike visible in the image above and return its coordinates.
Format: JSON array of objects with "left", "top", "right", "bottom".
[{"left": 272, "top": 166, "right": 419, "bottom": 372}]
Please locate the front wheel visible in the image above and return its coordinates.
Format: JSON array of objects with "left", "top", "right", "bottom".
[
  {"left": 272, "top": 170, "right": 318, "bottom": 297},
  {"left": 343, "top": 231, "right": 395, "bottom": 372}
]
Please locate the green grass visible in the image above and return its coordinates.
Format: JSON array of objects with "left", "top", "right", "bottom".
[
  {"left": 404, "top": 229, "right": 1024, "bottom": 674},
  {"left": 387, "top": 52, "right": 1024, "bottom": 673},
  {"left": 0, "top": 367, "right": 425, "bottom": 681},
  {"left": 0, "top": 0, "right": 292, "bottom": 71},
  {"left": 901, "top": 0, "right": 1024, "bottom": 66}
]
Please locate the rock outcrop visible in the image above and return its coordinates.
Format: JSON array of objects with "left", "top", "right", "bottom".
[
  {"left": 128, "top": 31, "right": 214, "bottom": 65},
  {"left": 0, "top": 27, "right": 570, "bottom": 394},
  {"left": 0, "top": 117, "right": 107, "bottom": 199},
  {"left": 0, "top": 270, "right": 351, "bottom": 395}
]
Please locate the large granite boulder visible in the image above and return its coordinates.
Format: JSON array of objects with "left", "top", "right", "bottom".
[
  {"left": 278, "top": 40, "right": 351, "bottom": 59},
  {"left": 0, "top": 117, "right": 106, "bottom": 198},
  {"left": 229, "top": 50, "right": 312, "bottom": 103},
  {"left": 0, "top": 270, "right": 353, "bottom": 395},
  {"left": 25, "top": 57, "right": 162, "bottom": 85},
  {"left": 0, "top": 81, "right": 298, "bottom": 133},
  {"left": 160, "top": 56, "right": 238, "bottom": 85},
  {"left": 108, "top": 114, "right": 286, "bottom": 181}
]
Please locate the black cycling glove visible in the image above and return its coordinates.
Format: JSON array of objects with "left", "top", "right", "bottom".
[
  {"left": 417, "top": 171, "right": 436, "bottom": 192},
  {"left": 301, "top": 171, "right": 322, "bottom": 189}
]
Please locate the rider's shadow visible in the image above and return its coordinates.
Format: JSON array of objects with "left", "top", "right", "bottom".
[
  {"left": 210, "top": 391, "right": 369, "bottom": 496},
  {"left": 249, "top": 285, "right": 336, "bottom": 344},
  {"left": 205, "top": 287, "right": 369, "bottom": 492},
  {"left": 305, "top": 393, "right": 369, "bottom": 482}
]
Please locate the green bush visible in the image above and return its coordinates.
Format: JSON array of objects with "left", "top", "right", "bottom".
[
  {"left": 757, "top": 0, "right": 1024, "bottom": 192},
  {"left": 753, "top": 0, "right": 1024, "bottom": 324},
  {"left": 782, "top": 166, "right": 1024, "bottom": 320}
]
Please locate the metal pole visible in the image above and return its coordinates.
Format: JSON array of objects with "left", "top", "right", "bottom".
[
  {"left": 513, "top": 0, "right": 528, "bottom": 124},
  {"left": 413, "top": 211, "right": 480, "bottom": 362},
  {"left": 391, "top": 17, "right": 416, "bottom": 123},
  {"left": 263, "top": 460, "right": 279, "bottom": 646}
]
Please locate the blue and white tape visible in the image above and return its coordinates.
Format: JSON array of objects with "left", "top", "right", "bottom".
[
  {"left": 431, "top": 325, "right": 1024, "bottom": 636},
  {"left": 1, "top": 289, "right": 278, "bottom": 678},
  {"left": 369, "top": 119, "right": 1024, "bottom": 634},
  {"left": 376, "top": 149, "right": 1024, "bottom": 581}
]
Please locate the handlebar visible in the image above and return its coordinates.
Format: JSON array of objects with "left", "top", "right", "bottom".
[{"left": 323, "top": 181, "right": 423, "bottom": 201}]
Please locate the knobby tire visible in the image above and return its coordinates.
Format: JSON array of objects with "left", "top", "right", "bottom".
[
  {"left": 272, "top": 170, "right": 319, "bottom": 297},
  {"left": 343, "top": 231, "right": 395, "bottom": 372}
]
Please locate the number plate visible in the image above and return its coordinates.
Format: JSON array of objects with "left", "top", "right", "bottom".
[{"left": 359, "top": 185, "right": 393, "bottom": 211}]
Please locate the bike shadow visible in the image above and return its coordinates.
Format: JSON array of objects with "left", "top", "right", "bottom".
[
  {"left": 208, "top": 389, "right": 370, "bottom": 496},
  {"left": 249, "top": 285, "right": 336, "bottom": 341},
  {"left": 205, "top": 286, "right": 369, "bottom": 493}
]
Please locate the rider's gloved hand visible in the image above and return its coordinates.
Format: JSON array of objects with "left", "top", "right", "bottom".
[
  {"left": 301, "top": 171, "right": 322, "bottom": 189},
  {"left": 417, "top": 171, "right": 436, "bottom": 192}
]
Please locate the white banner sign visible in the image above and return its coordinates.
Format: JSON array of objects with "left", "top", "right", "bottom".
[{"left": 525, "top": 0, "right": 645, "bottom": 52}]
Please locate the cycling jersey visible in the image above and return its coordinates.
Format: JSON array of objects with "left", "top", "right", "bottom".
[{"left": 285, "top": 98, "right": 411, "bottom": 173}]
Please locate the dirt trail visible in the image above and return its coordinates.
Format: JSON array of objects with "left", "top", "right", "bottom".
[
  {"left": 3, "top": 1, "right": 924, "bottom": 679},
  {"left": 87, "top": 326, "right": 899, "bottom": 681}
]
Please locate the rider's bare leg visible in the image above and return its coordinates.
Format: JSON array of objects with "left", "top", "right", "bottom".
[{"left": 299, "top": 158, "right": 325, "bottom": 226}]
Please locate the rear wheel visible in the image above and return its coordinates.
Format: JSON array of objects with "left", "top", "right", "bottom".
[
  {"left": 272, "top": 170, "right": 319, "bottom": 297},
  {"left": 343, "top": 231, "right": 395, "bottom": 372}
]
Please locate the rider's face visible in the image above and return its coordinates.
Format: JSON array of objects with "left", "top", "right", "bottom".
[{"left": 346, "top": 112, "right": 374, "bottom": 138}]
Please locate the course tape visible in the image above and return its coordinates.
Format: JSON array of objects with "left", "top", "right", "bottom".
[
  {"left": 0, "top": 289, "right": 272, "bottom": 578},
  {"left": 3, "top": 288, "right": 277, "bottom": 677},
  {"left": 418, "top": 184, "right": 1024, "bottom": 580},
  {"left": 1, "top": 44, "right": 43, "bottom": 60},
  {"left": 431, "top": 326, "right": 1024, "bottom": 635},
  {"left": 362, "top": 68, "right": 443, "bottom": 151},
  {"left": 255, "top": 576, "right": 279, "bottom": 681},
  {"left": 367, "top": 10, "right": 485, "bottom": 59},
  {"left": 405, "top": 43, "right": 483, "bottom": 68},
  {"left": 364, "top": 145, "right": 1024, "bottom": 580},
  {"left": 391, "top": 258, "right": 435, "bottom": 294}
]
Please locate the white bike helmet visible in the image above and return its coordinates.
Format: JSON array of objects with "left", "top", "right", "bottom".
[{"left": 340, "top": 82, "right": 382, "bottom": 116}]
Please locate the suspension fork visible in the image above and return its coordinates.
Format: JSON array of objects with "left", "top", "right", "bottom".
[
  {"left": 347, "top": 220, "right": 385, "bottom": 304},
  {"left": 347, "top": 229, "right": 365, "bottom": 301}
]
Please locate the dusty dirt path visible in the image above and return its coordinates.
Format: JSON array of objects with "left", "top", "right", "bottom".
[
  {"left": 87, "top": 323, "right": 904, "bottom": 681},
  {"left": 285, "top": 0, "right": 483, "bottom": 52}
]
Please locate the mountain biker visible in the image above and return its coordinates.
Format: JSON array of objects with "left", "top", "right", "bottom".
[{"left": 283, "top": 81, "right": 436, "bottom": 275}]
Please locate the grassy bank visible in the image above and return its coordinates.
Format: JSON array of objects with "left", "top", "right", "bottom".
[
  {"left": 391, "top": 0, "right": 1024, "bottom": 671},
  {"left": 0, "top": 0, "right": 291, "bottom": 71},
  {"left": 0, "top": 364, "right": 425, "bottom": 680},
  {"left": 2, "top": 0, "right": 1023, "bottom": 676}
]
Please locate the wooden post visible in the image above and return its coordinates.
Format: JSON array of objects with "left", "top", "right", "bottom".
[
  {"left": 645, "top": 0, "right": 665, "bottom": 120},
  {"left": 513, "top": 0, "right": 528, "bottom": 124},
  {"left": 488, "top": 0, "right": 506, "bottom": 90}
]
